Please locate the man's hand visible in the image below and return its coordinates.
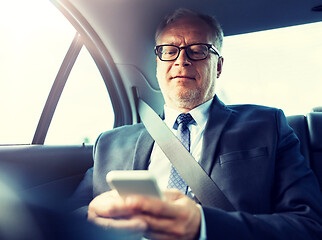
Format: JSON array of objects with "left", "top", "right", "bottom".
[
  {"left": 88, "top": 190, "right": 148, "bottom": 239},
  {"left": 87, "top": 189, "right": 201, "bottom": 240},
  {"left": 130, "top": 189, "right": 201, "bottom": 240}
]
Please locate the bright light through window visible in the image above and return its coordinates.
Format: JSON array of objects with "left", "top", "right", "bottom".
[
  {"left": 0, "top": 0, "right": 75, "bottom": 144},
  {"left": 0, "top": 0, "right": 114, "bottom": 144},
  {"left": 217, "top": 22, "right": 322, "bottom": 116}
]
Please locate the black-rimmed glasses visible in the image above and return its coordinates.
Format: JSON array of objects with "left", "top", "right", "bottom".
[{"left": 154, "top": 43, "right": 221, "bottom": 61}]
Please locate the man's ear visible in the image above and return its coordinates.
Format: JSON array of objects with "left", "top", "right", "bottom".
[{"left": 217, "top": 57, "right": 224, "bottom": 78}]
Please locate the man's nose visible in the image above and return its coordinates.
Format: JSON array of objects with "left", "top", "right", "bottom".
[{"left": 174, "top": 49, "right": 191, "bottom": 66}]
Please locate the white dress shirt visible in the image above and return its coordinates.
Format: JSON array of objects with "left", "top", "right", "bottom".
[{"left": 148, "top": 99, "right": 212, "bottom": 240}]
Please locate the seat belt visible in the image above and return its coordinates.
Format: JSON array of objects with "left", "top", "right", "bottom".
[{"left": 138, "top": 99, "right": 235, "bottom": 211}]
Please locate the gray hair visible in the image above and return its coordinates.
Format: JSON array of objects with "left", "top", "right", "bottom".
[{"left": 155, "top": 8, "right": 224, "bottom": 51}]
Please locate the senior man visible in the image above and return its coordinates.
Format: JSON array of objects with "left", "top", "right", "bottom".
[{"left": 71, "top": 8, "right": 322, "bottom": 240}]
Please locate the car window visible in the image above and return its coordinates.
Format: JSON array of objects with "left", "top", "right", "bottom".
[
  {"left": 45, "top": 47, "right": 114, "bottom": 145},
  {"left": 217, "top": 21, "right": 322, "bottom": 116},
  {"left": 0, "top": 0, "right": 114, "bottom": 145}
]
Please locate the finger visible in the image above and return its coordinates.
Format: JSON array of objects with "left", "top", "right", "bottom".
[
  {"left": 162, "top": 189, "right": 183, "bottom": 201},
  {"left": 88, "top": 191, "right": 137, "bottom": 218},
  {"left": 125, "top": 194, "right": 190, "bottom": 219},
  {"left": 91, "top": 216, "right": 147, "bottom": 232},
  {"left": 140, "top": 214, "right": 187, "bottom": 236},
  {"left": 141, "top": 215, "right": 174, "bottom": 232},
  {"left": 138, "top": 202, "right": 202, "bottom": 239}
]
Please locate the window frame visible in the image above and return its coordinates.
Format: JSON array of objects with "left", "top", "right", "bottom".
[{"left": 32, "top": 0, "right": 133, "bottom": 144}]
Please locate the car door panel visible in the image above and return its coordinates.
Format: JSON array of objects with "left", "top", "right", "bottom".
[{"left": 0, "top": 145, "right": 93, "bottom": 207}]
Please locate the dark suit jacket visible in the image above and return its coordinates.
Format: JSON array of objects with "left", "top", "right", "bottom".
[{"left": 71, "top": 96, "right": 322, "bottom": 239}]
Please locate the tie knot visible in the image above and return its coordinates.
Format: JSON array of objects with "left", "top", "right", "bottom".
[{"left": 176, "top": 113, "right": 193, "bottom": 127}]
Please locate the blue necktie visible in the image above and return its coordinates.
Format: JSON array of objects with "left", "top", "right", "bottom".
[{"left": 167, "top": 113, "right": 194, "bottom": 194}]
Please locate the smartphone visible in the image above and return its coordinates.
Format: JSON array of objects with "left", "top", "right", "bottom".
[{"left": 106, "top": 170, "right": 164, "bottom": 200}]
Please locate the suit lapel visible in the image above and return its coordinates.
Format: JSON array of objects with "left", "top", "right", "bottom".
[
  {"left": 132, "top": 127, "right": 154, "bottom": 170},
  {"left": 132, "top": 96, "right": 232, "bottom": 174},
  {"left": 199, "top": 96, "right": 233, "bottom": 175}
]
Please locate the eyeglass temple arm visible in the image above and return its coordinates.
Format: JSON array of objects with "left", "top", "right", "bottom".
[{"left": 210, "top": 45, "right": 221, "bottom": 57}]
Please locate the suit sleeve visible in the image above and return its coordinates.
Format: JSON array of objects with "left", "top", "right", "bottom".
[
  {"left": 66, "top": 133, "right": 104, "bottom": 217},
  {"left": 203, "top": 109, "right": 322, "bottom": 239}
]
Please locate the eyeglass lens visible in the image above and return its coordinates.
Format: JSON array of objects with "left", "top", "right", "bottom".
[{"left": 158, "top": 44, "right": 209, "bottom": 61}]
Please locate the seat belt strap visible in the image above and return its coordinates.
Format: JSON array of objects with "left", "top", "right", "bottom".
[{"left": 138, "top": 99, "right": 235, "bottom": 211}]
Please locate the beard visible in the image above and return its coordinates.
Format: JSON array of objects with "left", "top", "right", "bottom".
[
  {"left": 169, "top": 87, "right": 203, "bottom": 109},
  {"left": 159, "top": 77, "right": 216, "bottom": 110}
]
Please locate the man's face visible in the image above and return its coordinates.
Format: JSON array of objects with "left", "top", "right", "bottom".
[{"left": 156, "top": 17, "right": 223, "bottom": 112}]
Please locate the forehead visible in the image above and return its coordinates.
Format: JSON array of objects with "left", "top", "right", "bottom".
[{"left": 157, "top": 17, "right": 213, "bottom": 45}]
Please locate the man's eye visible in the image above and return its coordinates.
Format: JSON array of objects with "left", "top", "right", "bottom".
[
  {"left": 163, "top": 49, "right": 177, "bottom": 55},
  {"left": 189, "top": 46, "right": 207, "bottom": 55},
  {"left": 191, "top": 50, "right": 203, "bottom": 54}
]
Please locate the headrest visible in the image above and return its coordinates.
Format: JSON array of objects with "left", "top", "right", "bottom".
[
  {"left": 312, "top": 106, "right": 322, "bottom": 112},
  {"left": 307, "top": 112, "right": 322, "bottom": 150}
]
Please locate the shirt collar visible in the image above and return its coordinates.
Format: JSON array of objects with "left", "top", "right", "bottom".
[{"left": 164, "top": 98, "right": 213, "bottom": 130}]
